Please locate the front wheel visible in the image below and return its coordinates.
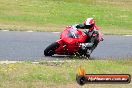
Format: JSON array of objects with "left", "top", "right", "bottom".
[{"left": 44, "top": 42, "right": 60, "bottom": 56}]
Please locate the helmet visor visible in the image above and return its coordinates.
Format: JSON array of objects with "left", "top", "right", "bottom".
[{"left": 85, "top": 24, "right": 94, "bottom": 29}]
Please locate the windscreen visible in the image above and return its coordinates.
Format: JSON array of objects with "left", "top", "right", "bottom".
[{"left": 67, "top": 29, "right": 80, "bottom": 38}]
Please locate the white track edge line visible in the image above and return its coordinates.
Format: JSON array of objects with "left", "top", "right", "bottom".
[
  {"left": 0, "top": 60, "right": 75, "bottom": 64},
  {"left": 2, "top": 30, "right": 9, "bottom": 31},
  {"left": 123, "top": 35, "right": 132, "bottom": 36}
]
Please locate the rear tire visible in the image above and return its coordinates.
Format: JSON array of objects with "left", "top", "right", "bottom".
[
  {"left": 85, "top": 49, "right": 92, "bottom": 58},
  {"left": 85, "top": 54, "right": 90, "bottom": 58},
  {"left": 44, "top": 42, "right": 60, "bottom": 56},
  {"left": 78, "top": 49, "right": 90, "bottom": 58}
]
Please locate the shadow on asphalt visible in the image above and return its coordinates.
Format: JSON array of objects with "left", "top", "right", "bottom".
[{"left": 50, "top": 55, "right": 95, "bottom": 60}]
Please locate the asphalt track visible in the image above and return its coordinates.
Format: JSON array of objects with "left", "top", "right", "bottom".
[{"left": 0, "top": 30, "right": 132, "bottom": 61}]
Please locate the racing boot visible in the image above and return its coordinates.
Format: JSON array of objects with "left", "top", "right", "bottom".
[
  {"left": 86, "top": 43, "right": 98, "bottom": 55},
  {"left": 80, "top": 43, "right": 93, "bottom": 50},
  {"left": 86, "top": 49, "right": 92, "bottom": 55}
]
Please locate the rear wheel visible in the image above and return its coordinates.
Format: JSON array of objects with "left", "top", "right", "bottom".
[
  {"left": 44, "top": 42, "right": 60, "bottom": 56},
  {"left": 85, "top": 49, "right": 92, "bottom": 58},
  {"left": 78, "top": 49, "right": 91, "bottom": 58},
  {"left": 85, "top": 53, "right": 90, "bottom": 58}
]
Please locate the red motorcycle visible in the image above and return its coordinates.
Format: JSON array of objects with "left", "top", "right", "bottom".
[{"left": 44, "top": 27, "right": 103, "bottom": 57}]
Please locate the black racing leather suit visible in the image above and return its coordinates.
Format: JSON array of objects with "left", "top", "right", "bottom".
[{"left": 73, "top": 24, "right": 99, "bottom": 50}]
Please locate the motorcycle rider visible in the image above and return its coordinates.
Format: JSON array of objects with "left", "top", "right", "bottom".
[{"left": 71, "top": 18, "right": 100, "bottom": 55}]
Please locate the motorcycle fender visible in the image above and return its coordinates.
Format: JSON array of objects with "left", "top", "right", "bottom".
[
  {"left": 56, "top": 39, "right": 63, "bottom": 45},
  {"left": 55, "top": 39, "right": 65, "bottom": 54}
]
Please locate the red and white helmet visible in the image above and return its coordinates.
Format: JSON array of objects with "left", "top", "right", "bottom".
[{"left": 84, "top": 18, "right": 95, "bottom": 31}]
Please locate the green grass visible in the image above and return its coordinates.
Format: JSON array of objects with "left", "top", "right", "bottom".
[
  {"left": 0, "top": 59, "right": 132, "bottom": 88},
  {"left": 0, "top": 0, "right": 132, "bottom": 34}
]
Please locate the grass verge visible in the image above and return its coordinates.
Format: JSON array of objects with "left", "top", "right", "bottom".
[
  {"left": 0, "top": 0, "right": 132, "bottom": 34},
  {"left": 0, "top": 59, "right": 132, "bottom": 88}
]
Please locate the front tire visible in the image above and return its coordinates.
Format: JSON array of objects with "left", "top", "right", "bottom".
[{"left": 44, "top": 42, "right": 60, "bottom": 56}]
